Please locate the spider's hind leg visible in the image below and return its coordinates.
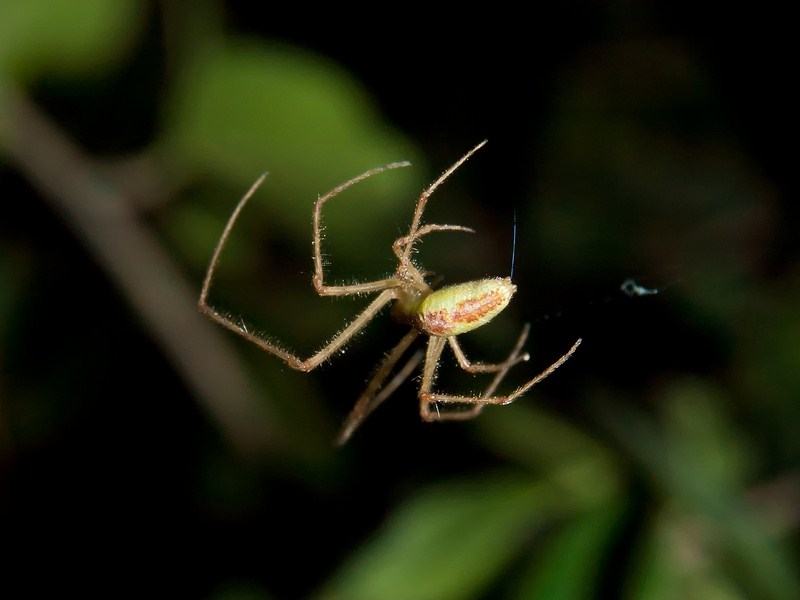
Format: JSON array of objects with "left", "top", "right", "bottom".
[
  {"left": 419, "top": 327, "right": 580, "bottom": 420},
  {"left": 419, "top": 325, "right": 532, "bottom": 422},
  {"left": 335, "top": 329, "right": 421, "bottom": 445}
]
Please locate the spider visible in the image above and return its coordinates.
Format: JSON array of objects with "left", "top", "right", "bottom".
[{"left": 199, "top": 141, "right": 581, "bottom": 446}]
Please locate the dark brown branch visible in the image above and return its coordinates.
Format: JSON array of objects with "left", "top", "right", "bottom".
[{"left": 0, "top": 84, "right": 280, "bottom": 457}]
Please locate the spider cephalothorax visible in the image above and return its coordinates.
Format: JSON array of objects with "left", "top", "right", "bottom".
[{"left": 199, "top": 141, "right": 581, "bottom": 445}]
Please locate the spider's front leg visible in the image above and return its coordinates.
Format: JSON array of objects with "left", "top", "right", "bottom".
[
  {"left": 199, "top": 168, "right": 408, "bottom": 373},
  {"left": 311, "top": 160, "right": 410, "bottom": 297}
]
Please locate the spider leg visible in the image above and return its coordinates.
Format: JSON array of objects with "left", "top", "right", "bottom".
[
  {"left": 399, "top": 141, "right": 487, "bottom": 267},
  {"left": 479, "top": 336, "right": 581, "bottom": 405},
  {"left": 335, "top": 329, "right": 422, "bottom": 446},
  {"left": 200, "top": 171, "right": 408, "bottom": 372},
  {"left": 312, "top": 161, "right": 411, "bottom": 296},
  {"left": 199, "top": 173, "right": 269, "bottom": 312},
  {"left": 421, "top": 325, "right": 532, "bottom": 422},
  {"left": 392, "top": 224, "right": 475, "bottom": 261},
  {"left": 428, "top": 323, "right": 530, "bottom": 421},
  {"left": 201, "top": 288, "right": 400, "bottom": 372},
  {"left": 419, "top": 336, "right": 582, "bottom": 416},
  {"left": 447, "top": 324, "right": 531, "bottom": 374},
  {"left": 418, "top": 336, "right": 448, "bottom": 422},
  {"left": 481, "top": 324, "right": 532, "bottom": 398},
  {"left": 436, "top": 325, "right": 534, "bottom": 420}
]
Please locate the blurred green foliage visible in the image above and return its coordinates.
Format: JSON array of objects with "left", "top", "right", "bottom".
[
  {"left": 0, "top": 0, "right": 141, "bottom": 80},
  {"left": 1, "top": 2, "right": 797, "bottom": 599}
]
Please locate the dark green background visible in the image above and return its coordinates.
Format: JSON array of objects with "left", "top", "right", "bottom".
[{"left": 1, "top": 2, "right": 797, "bottom": 598}]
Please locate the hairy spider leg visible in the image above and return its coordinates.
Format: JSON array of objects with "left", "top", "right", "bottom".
[
  {"left": 199, "top": 163, "right": 412, "bottom": 372},
  {"left": 419, "top": 336, "right": 582, "bottom": 420},
  {"left": 335, "top": 329, "right": 422, "bottom": 446}
]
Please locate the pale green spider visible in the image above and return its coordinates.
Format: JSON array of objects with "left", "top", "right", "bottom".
[{"left": 199, "top": 141, "right": 581, "bottom": 445}]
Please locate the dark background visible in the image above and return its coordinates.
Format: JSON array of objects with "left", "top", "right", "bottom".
[{"left": 1, "top": 1, "right": 797, "bottom": 598}]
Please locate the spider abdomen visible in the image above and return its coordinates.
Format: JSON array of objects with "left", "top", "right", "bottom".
[{"left": 414, "top": 277, "right": 516, "bottom": 337}]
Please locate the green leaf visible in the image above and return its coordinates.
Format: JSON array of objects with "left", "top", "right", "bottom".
[
  {"left": 162, "top": 40, "right": 419, "bottom": 263},
  {"left": 626, "top": 507, "right": 748, "bottom": 600},
  {"left": 512, "top": 501, "right": 624, "bottom": 600},
  {"left": 0, "top": 0, "right": 141, "bottom": 81},
  {"left": 601, "top": 381, "right": 800, "bottom": 600},
  {"left": 475, "top": 403, "right": 622, "bottom": 505},
  {"left": 315, "top": 473, "right": 564, "bottom": 600},
  {"left": 162, "top": 39, "right": 416, "bottom": 192}
]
